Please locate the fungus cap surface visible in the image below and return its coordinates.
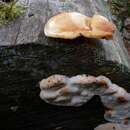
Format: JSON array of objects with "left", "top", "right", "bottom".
[{"left": 44, "top": 12, "right": 116, "bottom": 39}]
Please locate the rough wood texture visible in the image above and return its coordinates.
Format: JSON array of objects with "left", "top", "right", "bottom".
[
  {"left": 0, "top": 0, "right": 130, "bottom": 68},
  {"left": 0, "top": 0, "right": 130, "bottom": 130}
]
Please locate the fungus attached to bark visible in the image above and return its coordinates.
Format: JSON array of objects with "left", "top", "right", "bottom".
[
  {"left": 39, "top": 74, "right": 130, "bottom": 124},
  {"left": 95, "top": 123, "right": 130, "bottom": 130},
  {"left": 44, "top": 12, "right": 116, "bottom": 40}
]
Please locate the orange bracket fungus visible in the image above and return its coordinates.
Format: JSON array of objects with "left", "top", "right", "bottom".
[{"left": 44, "top": 12, "right": 116, "bottom": 39}]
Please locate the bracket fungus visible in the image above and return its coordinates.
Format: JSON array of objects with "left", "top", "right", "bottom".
[
  {"left": 39, "top": 74, "right": 130, "bottom": 124},
  {"left": 95, "top": 123, "right": 130, "bottom": 130},
  {"left": 44, "top": 12, "right": 116, "bottom": 39}
]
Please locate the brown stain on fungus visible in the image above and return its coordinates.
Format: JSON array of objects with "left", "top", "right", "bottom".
[{"left": 117, "top": 96, "right": 128, "bottom": 103}]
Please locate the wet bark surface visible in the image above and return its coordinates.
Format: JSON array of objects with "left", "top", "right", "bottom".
[
  {"left": 0, "top": 0, "right": 130, "bottom": 130},
  {"left": 0, "top": 42, "right": 130, "bottom": 130}
]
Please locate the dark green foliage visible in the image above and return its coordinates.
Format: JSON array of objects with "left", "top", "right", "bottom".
[
  {"left": 110, "top": 0, "right": 130, "bottom": 30},
  {"left": 0, "top": 0, "right": 25, "bottom": 26}
]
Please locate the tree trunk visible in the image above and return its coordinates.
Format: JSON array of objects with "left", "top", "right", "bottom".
[{"left": 0, "top": 0, "right": 130, "bottom": 130}]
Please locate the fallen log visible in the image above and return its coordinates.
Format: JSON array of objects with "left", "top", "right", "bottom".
[{"left": 0, "top": 0, "right": 130, "bottom": 130}]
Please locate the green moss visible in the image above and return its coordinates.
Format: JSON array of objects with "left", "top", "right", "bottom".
[{"left": 0, "top": 0, "right": 25, "bottom": 26}]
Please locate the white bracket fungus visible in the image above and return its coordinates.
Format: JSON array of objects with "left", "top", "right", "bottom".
[
  {"left": 39, "top": 74, "right": 130, "bottom": 124},
  {"left": 95, "top": 123, "right": 130, "bottom": 130}
]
